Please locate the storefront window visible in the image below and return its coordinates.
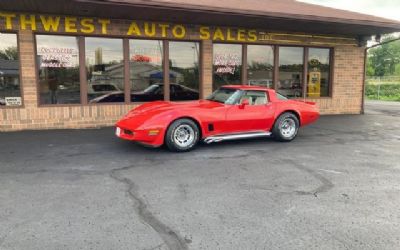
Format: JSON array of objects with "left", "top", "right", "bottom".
[
  {"left": 129, "top": 39, "right": 164, "bottom": 102},
  {"left": 86, "top": 37, "right": 124, "bottom": 103},
  {"left": 36, "top": 35, "right": 80, "bottom": 104},
  {"left": 307, "top": 48, "right": 331, "bottom": 97},
  {"left": 169, "top": 41, "right": 200, "bottom": 101},
  {"left": 247, "top": 45, "right": 274, "bottom": 88},
  {"left": 278, "top": 47, "right": 304, "bottom": 98},
  {"left": 213, "top": 44, "right": 242, "bottom": 90},
  {"left": 0, "top": 33, "right": 21, "bottom": 107}
]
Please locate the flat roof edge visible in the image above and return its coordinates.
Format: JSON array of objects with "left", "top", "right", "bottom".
[{"left": 80, "top": 0, "right": 400, "bottom": 29}]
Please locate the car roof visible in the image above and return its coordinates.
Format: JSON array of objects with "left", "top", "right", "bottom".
[{"left": 222, "top": 85, "right": 272, "bottom": 91}]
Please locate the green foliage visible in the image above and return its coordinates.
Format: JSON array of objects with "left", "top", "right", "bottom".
[
  {"left": 395, "top": 64, "right": 400, "bottom": 76},
  {"left": 366, "top": 59, "right": 375, "bottom": 76},
  {"left": 0, "top": 46, "right": 18, "bottom": 60},
  {"left": 366, "top": 83, "right": 400, "bottom": 101},
  {"left": 248, "top": 62, "right": 273, "bottom": 71},
  {"left": 367, "top": 36, "right": 400, "bottom": 77}
]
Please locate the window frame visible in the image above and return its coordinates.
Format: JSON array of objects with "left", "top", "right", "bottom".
[
  {"left": 84, "top": 36, "right": 125, "bottom": 105},
  {"left": 33, "top": 31, "right": 204, "bottom": 105},
  {"left": 218, "top": 42, "right": 334, "bottom": 99},
  {"left": 31, "top": 32, "right": 334, "bottom": 107},
  {"left": 34, "top": 33, "right": 84, "bottom": 107},
  {"left": 305, "top": 46, "right": 334, "bottom": 98},
  {"left": 128, "top": 38, "right": 202, "bottom": 103},
  {"left": 239, "top": 90, "right": 269, "bottom": 105},
  {"left": 168, "top": 40, "right": 201, "bottom": 102},
  {"left": 34, "top": 33, "right": 203, "bottom": 106},
  {"left": 212, "top": 42, "right": 244, "bottom": 90},
  {"left": 0, "top": 31, "right": 24, "bottom": 109},
  {"left": 245, "top": 43, "right": 275, "bottom": 89},
  {"left": 274, "top": 45, "right": 306, "bottom": 99}
]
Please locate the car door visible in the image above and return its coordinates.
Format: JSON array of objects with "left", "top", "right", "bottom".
[
  {"left": 170, "top": 85, "right": 185, "bottom": 101},
  {"left": 225, "top": 90, "right": 275, "bottom": 133},
  {"left": 148, "top": 85, "right": 163, "bottom": 101}
]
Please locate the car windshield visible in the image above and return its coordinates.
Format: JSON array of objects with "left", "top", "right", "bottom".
[
  {"left": 143, "top": 84, "right": 160, "bottom": 93},
  {"left": 206, "top": 88, "right": 243, "bottom": 104},
  {"left": 276, "top": 92, "right": 288, "bottom": 100},
  {"left": 92, "top": 84, "right": 117, "bottom": 92}
]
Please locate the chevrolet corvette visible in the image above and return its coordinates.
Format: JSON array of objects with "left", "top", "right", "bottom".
[{"left": 115, "top": 85, "right": 319, "bottom": 152}]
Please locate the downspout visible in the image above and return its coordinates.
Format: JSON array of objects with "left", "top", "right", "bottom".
[
  {"left": 361, "top": 37, "right": 400, "bottom": 114},
  {"left": 361, "top": 48, "right": 367, "bottom": 114}
]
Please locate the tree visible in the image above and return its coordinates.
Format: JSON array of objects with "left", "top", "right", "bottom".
[
  {"left": 366, "top": 59, "right": 375, "bottom": 76},
  {"left": 0, "top": 46, "right": 18, "bottom": 60},
  {"left": 368, "top": 36, "right": 400, "bottom": 76}
]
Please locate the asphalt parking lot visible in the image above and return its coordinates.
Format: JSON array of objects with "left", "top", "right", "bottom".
[{"left": 0, "top": 101, "right": 399, "bottom": 250}]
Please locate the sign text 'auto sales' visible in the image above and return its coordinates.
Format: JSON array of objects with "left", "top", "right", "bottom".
[{"left": 0, "top": 13, "right": 258, "bottom": 42}]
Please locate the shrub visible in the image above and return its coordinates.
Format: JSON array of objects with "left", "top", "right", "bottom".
[{"left": 366, "top": 83, "right": 400, "bottom": 101}]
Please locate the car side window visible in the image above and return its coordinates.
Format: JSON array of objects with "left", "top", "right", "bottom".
[
  {"left": 154, "top": 86, "right": 163, "bottom": 95},
  {"left": 171, "top": 85, "right": 181, "bottom": 95},
  {"left": 239, "top": 91, "right": 268, "bottom": 105}
]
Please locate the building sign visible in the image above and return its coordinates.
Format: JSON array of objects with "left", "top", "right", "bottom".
[
  {"left": 131, "top": 47, "right": 162, "bottom": 63},
  {"left": 0, "top": 12, "right": 258, "bottom": 42},
  {"left": 0, "top": 12, "right": 358, "bottom": 47},
  {"left": 5, "top": 97, "right": 22, "bottom": 106},
  {"left": 37, "top": 47, "right": 78, "bottom": 68}
]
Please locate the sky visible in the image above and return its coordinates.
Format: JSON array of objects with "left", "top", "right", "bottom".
[
  {"left": 298, "top": 0, "right": 400, "bottom": 42},
  {"left": 298, "top": 0, "right": 400, "bottom": 21},
  {"left": 0, "top": 33, "right": 17, "bottom": 51}
]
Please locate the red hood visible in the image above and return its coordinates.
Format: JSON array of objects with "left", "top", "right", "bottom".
[
  {"left": 116, "top": 100, "right": 222, "bottom": 129},
  {"left": 131, "top": 99, "right": 222, "bottom": 114}
]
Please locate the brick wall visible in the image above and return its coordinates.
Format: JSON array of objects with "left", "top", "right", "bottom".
[
  {"left": 0, "top": 27, "right": 366, "bottom": 131},
  {"left": 310, "top": 46, "right": 365, "bottom": 115},
  {"left": 201, "top": 40, "right": 213, "bottom": 98}
]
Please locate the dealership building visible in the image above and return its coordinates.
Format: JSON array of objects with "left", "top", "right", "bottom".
[{"left": 0, "top": 0, "right": 399, "bottom": 131}]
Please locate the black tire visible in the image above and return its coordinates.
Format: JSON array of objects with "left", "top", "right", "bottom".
[
  {"left": 165, "top": 119, "right": 200, "bottom": 152},
  {"left": 272, "top": 112, "right": 299, "bottom": 142}
]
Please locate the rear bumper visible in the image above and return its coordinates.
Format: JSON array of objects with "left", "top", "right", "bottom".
[
  {"left": 115, "top": 126, "right": 164, "bottom": 147},
  {"left": 301, "top": 112, "right": 320, "bottom": 126}
]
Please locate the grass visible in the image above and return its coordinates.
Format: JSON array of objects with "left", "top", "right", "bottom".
[{"left": 365, "top": 83, "right": 400, "bottom": 101}]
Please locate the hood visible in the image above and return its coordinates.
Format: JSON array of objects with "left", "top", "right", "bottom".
[
  {"left": 117, "top": 100, "right": 222, "bottom": 128},
  {"left": 131, "top": 99, "right": 222, "bottom": 115}
]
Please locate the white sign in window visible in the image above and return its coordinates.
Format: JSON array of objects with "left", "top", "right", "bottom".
[{"left": 5, "top": 97, "right": 22, "bottom": 106}]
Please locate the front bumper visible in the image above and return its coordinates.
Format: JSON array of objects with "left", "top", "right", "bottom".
[{"left": 115, "top": 126, "right": 164, "bottom": 147}]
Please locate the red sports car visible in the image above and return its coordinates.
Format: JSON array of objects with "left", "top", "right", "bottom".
[{"left": 115, "top": 85, "right": 319, "bottom": 152}]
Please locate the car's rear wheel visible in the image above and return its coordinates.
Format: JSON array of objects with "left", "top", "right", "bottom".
[
  {"left": 272, "top": 112, "right": 299, "bottom": 142},
  {"left": 165, "top": 119, "right": 200, "bottom": 152}
]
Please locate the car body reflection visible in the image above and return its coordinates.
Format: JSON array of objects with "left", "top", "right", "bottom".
[{"left": 89, "top": 83, "right": 199, "bottom": 103}]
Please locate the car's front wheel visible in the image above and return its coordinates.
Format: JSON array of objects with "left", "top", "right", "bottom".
[
  {"left": 272, "top": 112, "right": 299, "bottom": 142},
  {"left": 165, "top": 119, "right": 200, "bottom": 152}
]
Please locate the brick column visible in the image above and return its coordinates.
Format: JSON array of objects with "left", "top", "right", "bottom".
[
  {"left": 19, "top": 30, "right": 38, "bottom": 108},
  {"left": 201, "top": 40, "right": 213, "bottom": 98}
]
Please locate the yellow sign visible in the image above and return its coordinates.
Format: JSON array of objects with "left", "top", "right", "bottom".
[
  {"left": 0, "top": 12, "right": 258, "bottom": 42},
  {"left": 308, "top": 71, "right": 321, "bottom": 97}
]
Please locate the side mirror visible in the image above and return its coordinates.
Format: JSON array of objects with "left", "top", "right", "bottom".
[{"left": 239, "top": 99, "right": 249, "bottom": 109}]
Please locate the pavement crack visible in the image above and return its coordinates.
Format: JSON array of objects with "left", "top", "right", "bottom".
[
  {"left": 285, "top": 159, "right": 334, "bottom": 197},
  {"left": 143, "top": 243, "right": 165, "bottom": 250},
  {"left": 110, "top": 165, "right": 188, "bottom": 250}
]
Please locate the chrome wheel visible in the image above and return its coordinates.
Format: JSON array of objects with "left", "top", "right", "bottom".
[
  {"left": 166, "top": 119, "right": 200, "bottom": 152},
  {"left": 272, "top": 112, "right": 299, "bottom": 142},
  {"left": 280, "top": 118, "right": 297, "bottom": 138},
  {"left": 173, "top": 124, "right": 195, "bottom": 148}
]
